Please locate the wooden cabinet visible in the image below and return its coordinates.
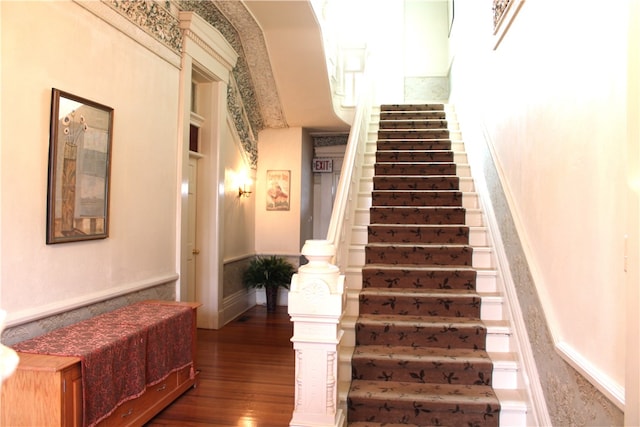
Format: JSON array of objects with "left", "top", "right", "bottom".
[
  {"left": 1, "top": 301, "right": 200, "bottom": 427},
  {"left": 1, "top": 353, "right": 82, "bottom": 426}
]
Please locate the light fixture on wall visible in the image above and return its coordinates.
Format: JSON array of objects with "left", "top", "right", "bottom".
[
  {"left": 238, "top": 174, "right": 252, "bottom": 198},
  {"left": 238, "top": 184, "right": 252, "bottom": 198}
]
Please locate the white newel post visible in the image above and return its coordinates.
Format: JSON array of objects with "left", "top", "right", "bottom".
[{"left": 289, "top": 240, "right": 346, "bottom": 427}]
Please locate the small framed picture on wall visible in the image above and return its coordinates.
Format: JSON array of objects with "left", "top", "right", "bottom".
[{"left": 266, "top": 170, "right": 290, "bottom": 211}]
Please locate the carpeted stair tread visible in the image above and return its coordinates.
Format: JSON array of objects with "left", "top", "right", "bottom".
[
  {"left": 368, "top": 224, "right": 469, "bottom": 244},
  {"left": 359, "top": 287, "right": 481, "bottom": 319},
  {"left": 379, "top": 119, "right": 448, "bottom": 130},
  {"left": 358, "top": 288, "right": 481, "bottom": 318},
  {"left": 376, "top": 150, "right": 454, "bottom": 163},
  {"left": 352, "top": 345, "right": 492, "bottom": 385},
  {"left": 374, "top": 163, "right": 457, "bottom": 176},
  {"left": 377, "top": 139, "right": 452, "bottom": 151},
  {"left": 380, "top": 110, "right": 446, "bottom": 120},
  {"left": 369, "top": 206, "right": 467, "bottom": 225},
  {"left": 371, "top": 190, "right": 463, "bottom": 207},
  {"left": 349, "top": 104, "right": 499, "bottom": 426},
  {"left": 349, "top": 380, "right": 498, "bottom": 407},
  {"left": 353, "top": 344, "right": 490, "bottom": 360},
  {"left": 348, "top": 380, "right": 500, "bottom": 426},
  {"left": 378, "top": 129, "right": 450, "bottom": 140},
  {"left": 373, "top": 175, "right": 460, "bottom": 191},
  {"left": 355, "top": 314, "right": 487, "bottom": 349},
  {"left": 381, "top": 103, "right": 445, "bottom": 111},
  {"left": 365, "top": 243, "right": 473, "bottom": 266},
  {"left": 362, "top": 265, "right": 477, "bottom": 290},
  {"left": 348, "top": 423, "right": 420, "bottom": 427}
]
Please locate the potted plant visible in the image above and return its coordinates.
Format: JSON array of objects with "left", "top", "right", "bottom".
[{"left": 243, "top": 255, "right": 296, "bottom": 312}]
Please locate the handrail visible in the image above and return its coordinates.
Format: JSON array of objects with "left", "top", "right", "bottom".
[{"left": 325, "top": 68, "right": 375, "bottom": 270}]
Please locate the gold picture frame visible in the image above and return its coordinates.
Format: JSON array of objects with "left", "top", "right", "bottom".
[
  {"left": 46, "top": 89, "right": 114, "bottom": 244},
  {"left": 266, "top": 170, "right": 290, "bottom": 211}
]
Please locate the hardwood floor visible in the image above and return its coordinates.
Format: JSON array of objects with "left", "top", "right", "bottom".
[{"left": 146, "top": 305, "right": 295, "bottom": 427}]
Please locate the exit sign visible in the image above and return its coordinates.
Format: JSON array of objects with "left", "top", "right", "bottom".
[{"left": 312, "top": 158, "right": 333, "bottom": 173}]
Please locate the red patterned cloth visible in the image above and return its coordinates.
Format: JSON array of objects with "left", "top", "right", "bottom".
[{"left": 12, "top": 301, "right": 194, "bottom": 427}]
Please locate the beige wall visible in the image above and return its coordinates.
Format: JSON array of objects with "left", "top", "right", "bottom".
[
  {"left": 255, "top": 127, "right": 307, "bottom": 257},
  {"left": 222, "top": 122, "right": 256, "bottom": 263},
  {"left": 450, "top": 0, "right": 630, "bottom": 420},
  {"left": 1, "top": 2, "right": 181, "bottom": 324},
  {"left": 404, "top": 0, "right": 449, "bottom": 77}
]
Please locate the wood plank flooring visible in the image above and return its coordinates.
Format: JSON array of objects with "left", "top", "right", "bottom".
[{"left": 146, "top": 305, "right": 295, "bottom": 427}]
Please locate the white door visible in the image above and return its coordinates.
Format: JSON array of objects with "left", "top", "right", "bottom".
[{"left": 186, "top": 156, "right": 199, "bottom": 303}]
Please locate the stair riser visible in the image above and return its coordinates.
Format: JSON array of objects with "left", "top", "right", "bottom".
[
  {"left": 368, "top": 207, "right": 467, "bottom": 226},
  {"left": 351, "top": 357, "right": 493, "bottom": 386},
  {"left": 378, "top": 130, "right": 451, "bottom": 140},
  {"left": 376, "top": 151, "right": 453, "bottom": 163},
  {"left": 358, "top": 293, "right": 481, "bottom": 318},
  {"left": 359, "top": 210, "right": 484, "bottom": 228},
  {"left": 379, "top": 120, "right": 448, "bottom": 130},
  {"left": 347, "top": 400, "right": 499, "bottom": 427},
  {"left": 374, "top": 152, "right": 468, "bottom": 164},
  {"left": 380, "top": 111, "right": 447, "bottom": 120},
  {"left": 367, "top": 192, "right": 478, "bottom": 209},
  {"left": 372, "top": 176, "right": 459, "bottom": 191},
  {"left": 342, "top": 325, "right": 510, "bottom": 354},
  {"left": 365, "top": 245, "right": 473, "bottom": 267},
  {"left": 372, "top": 191, "right": 463, "bottom": 207},
  {"left": 355, "top": 323, "right": 487, "bottom": 349},
  {"left": 377, "top": 140, "right": 451, "bottom": 151},
  {"left": 374, "top": 163, "right": 456, "bottom": 176},
  {"left": 381, "top": 104, "right": 445, "bottom": 111},
  {"left": 362, "top": 268, "right": 477, "bottom": 291},
  {"left": 350, "top": 245, "right": 492, "bottom": 269},
  {"left": 368, "top": 225, "right": 469, "bottom": 245},
  {"left": 361, "top": 177, "right": 474, "bottom": 193}
]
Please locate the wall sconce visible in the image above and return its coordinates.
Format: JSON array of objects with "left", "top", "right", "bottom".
[
  {"left": 238, "top": 175, "right": 252, "bottom": 198},
  {"left": 238, "top": 184, "right": 252, "bottom": 198}
]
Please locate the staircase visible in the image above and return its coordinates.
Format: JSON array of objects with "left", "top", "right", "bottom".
[{"left": 342, "top": 104, "right": 528, "bottom": 427}]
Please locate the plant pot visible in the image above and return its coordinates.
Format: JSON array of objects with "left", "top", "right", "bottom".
[{"left": 265, "top": 286, "right": 279, "bottom": 312}]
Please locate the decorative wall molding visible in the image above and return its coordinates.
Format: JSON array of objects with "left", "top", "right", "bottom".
[
  {"left": 1, "top": 277, "right": 177, "bottom": 345},
  {"left": 103, "top": 0, "right": 183, "bottom": 53},
  {"left": 492, "top": 0, "right": 525, "bottom": 49},
  {"left": 212, "top": 1, "right": 288, "bottom": 129},
  {"left": 312, "top": 133, "right": 349, "bottom": 147},
  {"left": 74, "top": 0, "right": 181, "bottom": 68}
]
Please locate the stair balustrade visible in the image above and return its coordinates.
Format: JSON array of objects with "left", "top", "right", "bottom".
[{"left": 288, "top": 74, "right": 375, "bottom": 427}]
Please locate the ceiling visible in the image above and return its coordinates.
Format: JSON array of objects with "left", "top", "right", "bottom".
[{"left": 242, "top": 0, "right": 349, "bottom": 132}]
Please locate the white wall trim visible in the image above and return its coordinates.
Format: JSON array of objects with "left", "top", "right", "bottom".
[
  {"left": 221, "top": 288, "right": 254, "bottom": 325},
  {"left": 556, "top": 341, "right": 625, "bottom": 409},
  {"left": 5, "top": 273, "right": 179, "bottom": 327},
  {"left": 464, "top": 109, "right": 626, "bottom": 412},
  {"left": 460, "top": 114, "right": 551, "bottom": 426}
]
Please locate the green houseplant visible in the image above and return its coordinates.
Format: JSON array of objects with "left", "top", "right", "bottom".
[{"left": 243, "top": 255, "right": 296, "bottom": 312}]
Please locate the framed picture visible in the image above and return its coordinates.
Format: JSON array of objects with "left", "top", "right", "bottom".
[
  {"left": 266, "top": 170, "right": 290, "bottom": 211},
  {"left": 46, "top": 89, "right": 114, "bottom": 244}
]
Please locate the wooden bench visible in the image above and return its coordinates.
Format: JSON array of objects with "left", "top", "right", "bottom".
[{"left": 1, "top": 300, "right": 200, "bottom": 427}]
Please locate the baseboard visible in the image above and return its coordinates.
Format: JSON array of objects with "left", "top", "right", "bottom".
[
  {"left": 454, "top": 107, "right": 551, "bottom": 425},
  {"left": 221, "top": 289, "right": 255, "bottom": 326}
]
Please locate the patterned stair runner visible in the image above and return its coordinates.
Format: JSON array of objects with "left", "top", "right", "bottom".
[{"left": 347, "top": 104, "right": 500, "bottom": 427}]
